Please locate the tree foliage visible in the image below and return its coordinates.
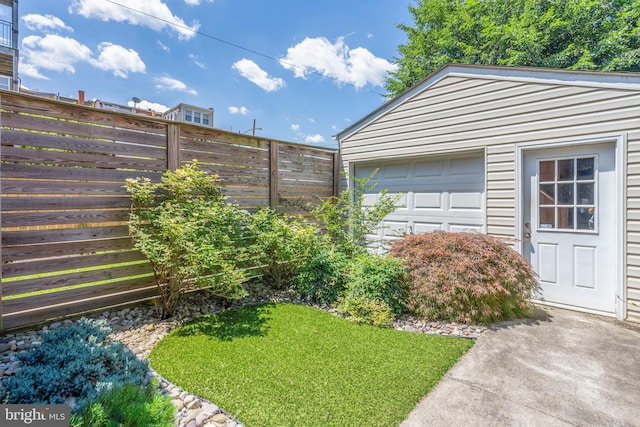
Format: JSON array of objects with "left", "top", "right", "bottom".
[
  {"left": 386, "top": 0, "right": 640, "bottom": 97},
  {"left": 126, "top": 163, "right": 248, "bottom": 318}
]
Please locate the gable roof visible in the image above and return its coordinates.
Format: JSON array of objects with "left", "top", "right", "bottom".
[{"left": 336, "top": 64, "right": 640, "bottom": 142}]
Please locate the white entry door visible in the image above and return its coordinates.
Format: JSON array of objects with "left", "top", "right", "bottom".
[{"left": 523, "top": 143, "right": 617, "bottom": 314}]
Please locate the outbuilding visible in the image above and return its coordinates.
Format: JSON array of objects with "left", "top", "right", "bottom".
[{"left": 336, "top": 64, "right": 640, "bottom": 322}]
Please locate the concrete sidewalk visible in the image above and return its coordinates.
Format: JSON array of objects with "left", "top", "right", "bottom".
[{"left": 400, "top": 306, "right": 640, "bottom": 427}]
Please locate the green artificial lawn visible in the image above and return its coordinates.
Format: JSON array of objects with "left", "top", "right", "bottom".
[{"left": 150, "top": 303, "right": 473, "bottom": 427}]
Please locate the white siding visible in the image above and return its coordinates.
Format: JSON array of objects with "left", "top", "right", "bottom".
[
  {"left": 626, "top": 133, "right": 640, "bottom": 322},
  {"left": 340, "top": 67, "right": 640, "bottom": 322}
]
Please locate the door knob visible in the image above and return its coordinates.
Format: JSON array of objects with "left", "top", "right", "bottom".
[{"left": 524, "top": 232, "right": 531, "bottom": 239}]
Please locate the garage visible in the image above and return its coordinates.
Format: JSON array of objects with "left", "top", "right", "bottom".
[
  {"left": 336, "top": 64, "right": 640, "bottom": 321},
  {"left": 354, "top": 152, "right": 485, "bottom": 247}
]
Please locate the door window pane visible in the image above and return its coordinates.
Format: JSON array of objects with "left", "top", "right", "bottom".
[
  {"left": 558, "top": 159, "right": 574, "bottom": 181},
  {"left": 557, "top": 183, "right": 574, "bottom": 204},
  {"left": 577, "top": 207, "right": 595, "bottom": 230},
  {"left": 539, "top": 207, "right": 555, "bottom": 228},
  {"left": 539, "top": 184, "right": 555, "bottom": 205},
  {"left": 558, "top": 207, "right": 574, "bottom": 229},
  {"left": 540, "top": 161, "right": 555, "bottom": 181},
  {"left": 577, "top": 183, "right": 594, "bottom": 205},
  {"left": 577, "top": 158, "right": 594, "bottom": 180}
]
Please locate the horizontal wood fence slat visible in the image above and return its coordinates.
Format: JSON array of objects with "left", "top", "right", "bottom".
[
  {"left": 0, "top": 90, "right": 338, "bottom": 331},
  {"left": 2, "top": 237, "right": 134, "bottom": 262},
  {"left": 3, "top": 263, "right": 154, "bottom": 297}
]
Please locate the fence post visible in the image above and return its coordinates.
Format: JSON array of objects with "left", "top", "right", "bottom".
[
  {"left": 167, "top": 124, "right": 180, "bottom": 171},
  {"left": 270, "top": 141, "right": 279, "bottom": 209},
  {"left": 333, "top": 152, "right": 340, "bottom": 197}
]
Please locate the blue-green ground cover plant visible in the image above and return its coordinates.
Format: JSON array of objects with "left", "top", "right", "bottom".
[
  {"left": 1, "top": 318, "right": 148, "bottom": 408},
  {"left": 0, "top": 318, "right": 174, "bottom": 426}
]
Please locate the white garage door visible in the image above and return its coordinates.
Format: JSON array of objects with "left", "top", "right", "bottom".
[{"left": 354, "top": 153, "right": 486, "bottom": 248}]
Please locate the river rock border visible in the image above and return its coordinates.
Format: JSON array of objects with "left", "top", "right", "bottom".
[{"left": 0, "top": 285, "right": 487, "bottom": 427}]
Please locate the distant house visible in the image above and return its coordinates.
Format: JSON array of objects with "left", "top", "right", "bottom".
[
  {"left": 0, "top": 0, "right": 18, "bottom": 91},
  {"left": 163, "top": 103, "right": 214, "bottom": 128},
  {"left": 336, "top": 64, "right": 640, "bottom": 323}
]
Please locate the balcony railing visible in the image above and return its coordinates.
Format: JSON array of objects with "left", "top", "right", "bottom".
[{"left": 0, "top": 19, "right": 12, "bottom": 48}]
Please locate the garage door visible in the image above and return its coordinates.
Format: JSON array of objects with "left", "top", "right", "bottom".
[{"left": 354, "top": 153, "right": 486, "bottom": 248}]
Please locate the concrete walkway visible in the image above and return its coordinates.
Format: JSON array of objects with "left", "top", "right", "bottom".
[{"left": 400, "top": 306, "right": 640, "bottom": 427}]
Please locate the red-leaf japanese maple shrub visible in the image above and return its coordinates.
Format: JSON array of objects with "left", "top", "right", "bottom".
[{"left": 389, "top": 231, "right": 540, "bottom": 324}]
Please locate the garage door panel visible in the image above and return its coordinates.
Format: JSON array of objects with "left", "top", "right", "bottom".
[
  {"left": 383, "top": 221, "right": 408, "bottom": 238},
  {"left": 414, "top": 192, "right": 443, "bottom": 209},
  {"left": 450, "top": 192, "right": 483, "bottom": 209},
  {"left": 450, "top": 223, "right": 483, "bottom": 233},
  {"left": 363, "top": 193, "right": 378, "bottom": 206},
  {"left": 395, "top": 193, "right": 408, "bottom": 210},
  {"left": 413, "top": 222, "right": 443, "bottom": 234},
  {"left": 382, "top": 163, "right": 410, "bottom": 180},
  {"left": 414, "top": 160, "right": 444, "bottom": 178},
  {"left": 449, "top": 157, "right": 484, "bottom": 177}
]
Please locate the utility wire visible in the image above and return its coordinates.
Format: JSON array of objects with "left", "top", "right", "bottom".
[{"left": 103, "top": 0, "right": 387, "bottom": 95}]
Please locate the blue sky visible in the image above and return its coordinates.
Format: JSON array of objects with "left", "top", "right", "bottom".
[{"left": 12, "top": 0, "right": 412, "bottom": 148}]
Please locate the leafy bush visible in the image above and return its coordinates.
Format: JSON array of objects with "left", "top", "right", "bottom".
[
  {"left": 126, "top": 162, "right": 248, "bottom": 318},
  {"left": 291, "top": 242, "right": 350, "bottom": 305},
  {"left": 336, "top": 295, "right": 395, "bottom": 327},
  {"left": 1, "top": 318, "right": 148, "bottom": 408},
  {"left": 70, "top": 381, "right": 175, "bottom": 427},
  {"left": 337, "top": 254, "right": 409, "bottom": 326},
  {"left": 389, "top": 231, "right": 540, "bottom": 323},
  {"left": 311, "top": 171, "right": 401, "bottom": 256},
  {"left": 245, "top": 208, "right": 318, "bottom": 290}
]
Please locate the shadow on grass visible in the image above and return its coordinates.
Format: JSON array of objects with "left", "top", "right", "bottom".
[{"left": 174, "top": 303, "right": 274, "bottom": 342}]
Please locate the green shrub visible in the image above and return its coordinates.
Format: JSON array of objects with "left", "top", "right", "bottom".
[
  {"left": 1, "top": 318, "right": 148, "bottom": 408},
  {"left": 126, "top": 162, "right": 248, "bottom": 318},
  {"left": 245, "top": 208, "right": 318, "bottom": 290},
  {"left": 336, "top": 254, "right": 409, "bottom": 326},
  {"left": 345, "top": 254, "right": 409, "bottom": 316},
  {"left": 70, "top": 381, "right": 175, "bottom": 427},
  {"left": 389, "top": 231, "right": 540, "bottom": 323},
  {"left": 336, "top": 296, "right": 395, "bottom": 327},
  {"left": 291, "top": 242, "right": 350, "bottom": 305},
  {"left": 311, "top": 171, "right": 401, "bottom": 256}
]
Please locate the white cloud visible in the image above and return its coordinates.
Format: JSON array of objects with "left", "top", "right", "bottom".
[
  {"left": 232, "top": 58, "right": 286, "bottom": 92},
  {"left": 90, "top": 42, "right": 146, "bottom": 78},
  {"left": 280, "top": 36, "right": 397, "bottom": 88},
  {"left": 21, "top": 35, "right": 144, "bottom": 79},
  {"left": 189, "top": 54, "right": 205, "bottom": 69},
  {"left": 69, "top": 0, "right": 199, "bottom": 40},
  {"left": 21, "top": 34, "right": 92, "bottom": 75},
  {"left": 23, "top": 14, "right": 73, "bottom": 33},
  {"left": 228, "top": 106, "right": 249, "bottom": 115},
  {"left": 154, "top": 75, "right": 198, "bottom": 95},
  {"left": 305, "top": 133, "right": 325, "bottom": 144},
  {"left": 19, "top": 59, "right": 49, "bottom": 80},
  {"left": 291, "top": 123, "right": 326, "bottom": 145},
  {"left": 184, "top": 0, "right": 213, "bottom": 5},
  {"left": 157, "top": 41, "right": 170, "bottom": 52},
  {"left": 127, "top": 99, "right": 169, "bottom": 113}
]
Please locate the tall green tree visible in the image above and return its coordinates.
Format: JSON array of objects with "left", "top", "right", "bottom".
[{"left": 386, "top": 0, "right": 640, "bottom": 97}]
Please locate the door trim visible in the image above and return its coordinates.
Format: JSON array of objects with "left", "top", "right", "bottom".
[{"left": 515, "top": 134, "right": 626, "bottom": 319}]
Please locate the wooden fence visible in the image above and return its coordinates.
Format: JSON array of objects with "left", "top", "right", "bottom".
[{"left": 0, "top": 90, "right": 338, "bottom": 331}]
